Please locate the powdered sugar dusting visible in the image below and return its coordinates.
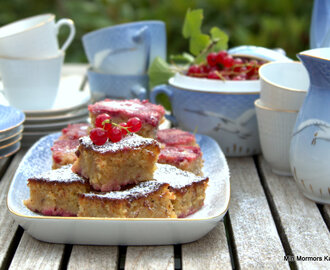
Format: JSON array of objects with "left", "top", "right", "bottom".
[
  {"left": 154, "top": 163, "right": 207, "bottom": 189},
  {"left": 82, "top": 180, "right": 164, "bottom": 201},
  {"left": 30, "top": 165, "right": 86, "bottom": 184},
  {"left": 79, "top": 133, "right": 158, "bottom": 153}
]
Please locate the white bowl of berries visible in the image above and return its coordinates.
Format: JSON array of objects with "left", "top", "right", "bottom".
[{"left": 151, "top": 50, "right": 265, "bottom": 156}]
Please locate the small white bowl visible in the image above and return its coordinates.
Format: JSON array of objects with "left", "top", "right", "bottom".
[
  {"left": 255, "top": 99, "right": 298, "bottom": 176},
  {"left": 259, "top": 61, "right": 309, "bottom": 111}
]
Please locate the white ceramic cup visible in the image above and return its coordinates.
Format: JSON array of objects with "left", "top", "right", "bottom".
[
  {"left": 255, "top": 99, "right": 298, "bottom": 176},
  {"left": 0, "top": 14, "right": 75, "bottom": 58},
  {"left": 0, "top": 53, "right": 64, "bottom": 111},
  {"left": 259, "top": 61, "right": 309, "bottom": 111}
]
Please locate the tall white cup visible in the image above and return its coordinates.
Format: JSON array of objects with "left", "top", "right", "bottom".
[
  {"left": 0, "top": 53, "right": 64, "bottom": 111},
  {"left": 0, "top": 14, "right": 75, "bottom": 58}
]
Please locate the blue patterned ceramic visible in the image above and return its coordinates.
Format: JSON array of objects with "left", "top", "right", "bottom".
[
  {"left": 151, "top": 73, "right": 261, "bottom": 156},
  {"left": 290, "top": 48, "right": 330, "bottom": 204},
  {"left": 0, "top": 141, "right": 20, "bottom": 159},
  {"left": 228, "top": 45, "right": 292, "bottom": 62},
  {"left": 87, "top": 69, "right": 148, "bottom": 100},
  {"left": 82, "top": 21, "right": 166, "bottom": 75},
  {"left": 0, "top": 104, "right": 25, "bottom": 133},
  {"left": 310, "top": 0, "right": 330, "bottom": 48},
  {"left": 0, "top": 133, "right": 22, "bottom": 149}
]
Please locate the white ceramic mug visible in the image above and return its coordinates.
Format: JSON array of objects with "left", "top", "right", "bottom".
[
  {"left": 0, "top": 53, "right": 64, "bottom": 111},
  {"left": 255, "top": 99, "right": 298, "bottom": 176},
  {"left": 259, "top": 61, "right": 309, "bottom": 111},
  {"left": 0, "top": 14, "right": 75, "bottom": 58}
]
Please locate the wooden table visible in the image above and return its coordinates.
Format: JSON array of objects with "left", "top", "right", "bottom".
[{"left": 0, "top": 65, "right": 329, "bottom": 270}]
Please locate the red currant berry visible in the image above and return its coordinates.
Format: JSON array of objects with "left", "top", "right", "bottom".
[
  {"left": 223, "top": 55, "right": 234, "bottom": 68},
  {"left": 187, "top": 65, "right": 201, "bottom": 76},
  {"left": 119, "top": 122, "right": 129, "bottom": 136},
  {"left": 90, "top": 128, "right": 108, "bottom": 145},
  {"left": 207, "top": 52, "right": 218, "bottom": 67},
  {"left": 233, "top": 58, "right": 244, "bottom": 72},
  {"left": 108, "top": 126, "right": 122, "bottom": 142},
  {"left": 207, "top": 71, "right": 221, "bottom": 80},
  {"left": 216, "top": 51, "right": 228, "bottom": 65},
  {"left": 200, "top": 64, "right": 210, "bottom": 74},
  {"left": 95, "top": 113, "right": 111, "bottom": 130},
  {"left": 248, "top": 74, "right": 259, "bottom": 80},
  {"left": 232, "top": 74, "right": 247, "bottom": 81},
  {"left": 127, "top": 117, "right": 142, "bottom": 132}
]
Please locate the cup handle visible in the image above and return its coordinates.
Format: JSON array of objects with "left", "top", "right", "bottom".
[
  {"left": 130, "top": 85, "right": 147, "bottom": 100},
  {"left": 55, "top": 18, "right": 76, "bottom": 52},
  {"left": 150, "top": 85, "right": 177, "bottom": 125},
  {"left": 132, "top": 26, "right": 151, "bottom": 72}
]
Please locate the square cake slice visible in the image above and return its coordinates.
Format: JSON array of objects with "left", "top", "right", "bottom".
[
  {"left": 88, "top": 99, "right": 165, "bottom": 138},
  {"left": 51, "top": 123, "right": 90, "bottom": 169},
  {"left": 156, "top": 128, "right": 197, "bottom": 146},
  {"left": 78, "top": 180, "right": 176, "bottom": 218},
  {"left": 158, "top": 145, "right": 204, "bottom": 176},
  {"left": 24, "top": 165, "right": 90, "bottom": 217},
  {"left": 154, "top": 163, "right": 209, "bottom": 218},
  {"left": 72, "top": 133, "right": 160, "bottom": 192}
]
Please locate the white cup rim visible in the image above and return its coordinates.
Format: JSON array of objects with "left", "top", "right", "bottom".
[
  {"left": 259, "top": 61, "right": 308, "bottom": 93},
  {"left": 0, "top": 51, "right": 65, "bottom": 61},
  {"left": 254, "top": 99, "right": 298, "bottom": 113},
  {"left": 0, "top": 13, "right": 55, "bottom": 40}
]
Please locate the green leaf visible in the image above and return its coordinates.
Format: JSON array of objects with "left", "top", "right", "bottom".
[
  {"left": 190, "top": 33, "right": 211, "bottom": 56},
  {"left": 210, "top": 26, "right": 229, "bottom": 51},
  {"left": 170, "top": 52, "right": 195, "bottom": 64},
  {"left": 182, "top": 9, "right": 204, "bottom": 38},
  {"left": 148, "top": 57, "right": 175, "bottom": 110},
  {"left": 155, "top": 93, "right": 172, "bottom": 111},
  {"left": 148, "top": 57, "right": 175, "bottom": 89}
]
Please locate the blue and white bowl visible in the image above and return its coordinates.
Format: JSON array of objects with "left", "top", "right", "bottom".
[{"left": 151, "top": 73, "right": 261, "bottom": 156}]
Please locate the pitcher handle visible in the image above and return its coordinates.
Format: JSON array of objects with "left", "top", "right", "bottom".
[
  {"left": 130, "top": 85, "right": 147, "bottom": 100},
  {"left": 150, "top": 85, "right": 177, "bottom": 125},
  {"left": 55, "top": 18, "right": 76, "bottom": 52}
]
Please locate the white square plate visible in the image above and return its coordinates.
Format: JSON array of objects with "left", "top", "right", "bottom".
[{"left": 7, "top": 133, "right": 230, "bottom": 245}]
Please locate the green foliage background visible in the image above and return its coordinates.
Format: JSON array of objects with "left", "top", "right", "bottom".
[{"left": 0, "top": 0, "right": 313, "bottom": 62}]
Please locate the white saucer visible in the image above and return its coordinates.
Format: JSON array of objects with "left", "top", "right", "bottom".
[
  {"left": 24, "top": 117, "right": 89, "bottom": 132},
  {"left": 25, "top": 108, "right": 89, "bottom": 123},
  {"left": 0, "top": 75, "right": 91, "bottom": 117}
]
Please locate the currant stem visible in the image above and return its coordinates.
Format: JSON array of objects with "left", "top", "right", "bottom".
[{"left": 102, "top": 119, "right": 132, "bottom": 134}]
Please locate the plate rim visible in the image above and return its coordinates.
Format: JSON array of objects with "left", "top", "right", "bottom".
[
  {"left": 0, "top": 141, "right": 21, "bottom": 159},
  {"left": 0, "top": 126, "right": 23, "bottom": 143},
  {"left": 0, "top": 134, "right": 22, "bottom": 149},
  {"left": 7, "top": 133, "right": 230, "bottom": 222}
]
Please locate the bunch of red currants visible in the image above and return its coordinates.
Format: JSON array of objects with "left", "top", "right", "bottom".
[
  {"left": 89, "top": 113, "right": 142, "bottom": 145},
  {"left": 187, "top": 50, "right": 265, "bottom": 81}
]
